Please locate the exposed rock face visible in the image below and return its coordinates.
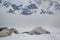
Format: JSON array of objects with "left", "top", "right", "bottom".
[{"left": 22, "top": 27, "right": 50, "bottom": 35}]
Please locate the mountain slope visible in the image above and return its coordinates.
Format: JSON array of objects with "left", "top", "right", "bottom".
[{"left": 0, "top": 0, "right": 60, "bottom": 15}]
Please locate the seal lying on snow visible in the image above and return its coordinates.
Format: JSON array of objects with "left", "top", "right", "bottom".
[
  {"left": 22, "top": 27, "right": 50, "bottom": 35},
  {"left": 0, "top": 27, "right": 19, "bottom": 37}
]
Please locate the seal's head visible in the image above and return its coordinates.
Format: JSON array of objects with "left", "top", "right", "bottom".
[
  {"left": 46, "top": 31, "right": 50, "bottom": 34},
  {"left": 10, "top": 28, "right": 19, "bottom": 34}
]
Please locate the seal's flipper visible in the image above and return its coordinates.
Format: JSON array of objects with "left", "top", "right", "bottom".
[
  {"left": 14, "top": 30, "right": 19, "bottom": 34},
  {"left": 46, "top": 31, "right": 50, "bottom": 34},
  {"left": 10, "top": 28, "right": 19, "bottom": 34},
  {"left": 22, "top": 32, "right": 29, "bottom": 34}
]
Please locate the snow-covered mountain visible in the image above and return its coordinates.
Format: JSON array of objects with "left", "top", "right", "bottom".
[{"left": 0, "top": 0, "right": 60, "bottom": 15}]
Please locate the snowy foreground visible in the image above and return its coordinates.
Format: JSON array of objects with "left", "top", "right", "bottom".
[{"left": 0, "top": 26, "right": 60, "bottom": 40}]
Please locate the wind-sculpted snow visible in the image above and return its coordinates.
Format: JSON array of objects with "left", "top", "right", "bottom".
[{"left": 0, "top": 0, "right": 60, "bottom": 15}]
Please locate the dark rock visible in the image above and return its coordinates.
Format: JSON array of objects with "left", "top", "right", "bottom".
[
  {"left": 11, "top": 4, "right": 20, "bottom": 10},
  {"left": 8, "top": 9, "right": 14, "bottom": 13},
  {"left": 21, "top": 10, "right": 32, "bottom": 15},
  {"left": 21, "top": 8, "right": 32, "bottom": 15},
  {"left": 0, "top": 0, "right": 2, "bottom": 3},
  {"left": 3, "top": 1, "right": 10, "bottom": 7},
  {"left": 27, "top": 4, "right": 38, "bottom": 9}
]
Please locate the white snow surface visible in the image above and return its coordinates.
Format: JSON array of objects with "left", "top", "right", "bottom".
[{"left": 0, "top": 26, "right": 60, "bottom": 40}]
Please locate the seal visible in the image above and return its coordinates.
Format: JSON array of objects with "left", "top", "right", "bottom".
[
  {"left": 22, "top": 27, "right": 50, "bottom": 35},
  {"left": 0, "top": 27, "right": 19, "bottom": 37}
]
